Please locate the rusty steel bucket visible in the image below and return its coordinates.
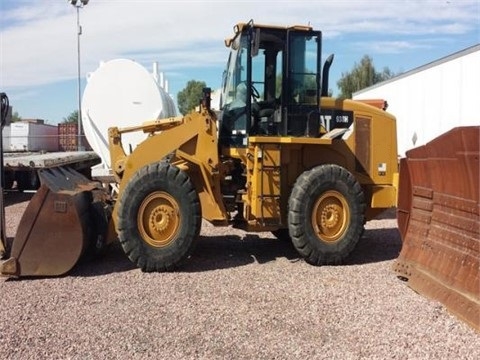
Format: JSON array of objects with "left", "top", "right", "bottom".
[
  {"left": 394, "top": 126, "right": 479, "bottom": 331},
  {"left": 0, "top": 167, "right": 112, "bottom": 277}
]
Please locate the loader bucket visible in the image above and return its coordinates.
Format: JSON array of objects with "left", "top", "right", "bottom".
[
  {"left": 394, "top": 126, "right": 479, "bottom": 331},
  {"left": 0, "top": 167, "right": 111, "bottom": 277}
]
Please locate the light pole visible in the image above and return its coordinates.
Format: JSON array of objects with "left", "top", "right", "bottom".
[{"left": 68, "top": 0, "right": 89, "bottom": 151}]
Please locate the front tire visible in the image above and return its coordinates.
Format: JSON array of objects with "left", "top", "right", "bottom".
[
  {"left": 117, "top": 162, "right": 201, "bottom": 272},
  {"left": 288, "top": 164, "right": 365, "bottom": 265}
]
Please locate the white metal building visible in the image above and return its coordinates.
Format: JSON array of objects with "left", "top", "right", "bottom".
[{"left": 353, "top": 44, "right": 480, "bottom": 156}]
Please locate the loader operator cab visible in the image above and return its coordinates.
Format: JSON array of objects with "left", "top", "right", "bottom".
[{"left": 219, "top": 21, "right": 322, "bottom": 148}]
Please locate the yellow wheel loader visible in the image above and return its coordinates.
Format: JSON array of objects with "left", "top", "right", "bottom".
[{"left": 2, "top": 21, "right": 400, "bottom": 276}]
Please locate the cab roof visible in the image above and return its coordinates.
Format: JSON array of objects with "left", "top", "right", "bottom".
[{"left": 225, "top": 21, "right": 315, "bottom": 47}]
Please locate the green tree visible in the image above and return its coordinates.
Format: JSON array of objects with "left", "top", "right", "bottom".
[
  {"left": 11, "top": 111, "right": 22, "bottom": 122},
  {"left": 337, "top": 55, "right": 396, "bottom": 99},
  {"left": 177, "top": 80, "right": 207, "bottom": 115},
  {"left": 62, "top": 110, "right": 78, "bottom": 124}
]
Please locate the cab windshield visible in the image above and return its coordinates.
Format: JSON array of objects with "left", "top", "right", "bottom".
[{"left": 221, "top": 33, "right": 249, "bottom": 113}]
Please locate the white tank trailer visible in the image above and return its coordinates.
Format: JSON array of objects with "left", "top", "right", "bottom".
[{"left": 81, "top": 59, "right": 177, "bottom": 180}]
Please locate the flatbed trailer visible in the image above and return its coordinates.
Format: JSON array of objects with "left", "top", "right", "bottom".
[{"left": 2, "top": 151, "right": 100, "bottom": 191}]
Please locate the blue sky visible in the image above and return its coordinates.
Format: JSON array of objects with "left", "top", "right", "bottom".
[{"left": 1, "top": 0, "right": 479, "bottom": 124}]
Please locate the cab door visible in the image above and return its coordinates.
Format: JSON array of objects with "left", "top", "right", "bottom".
[{"left": 284, "top": 30, "right": 322, "bottom": 137}]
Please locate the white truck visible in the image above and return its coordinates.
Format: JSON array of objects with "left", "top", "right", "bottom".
[
  {"left": 2, "top": 121, "right": 99, "bottom": 191},
  {"left": 2, "top": 151, "right": 99, "bottom": 191}
]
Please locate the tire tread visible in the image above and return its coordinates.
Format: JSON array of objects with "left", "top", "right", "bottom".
[
  {"left": 117, "top": 162, "right": 201, "bottom": 272},
  {"left": 288, "top": 164, "right": 366, "bottom": 265}
]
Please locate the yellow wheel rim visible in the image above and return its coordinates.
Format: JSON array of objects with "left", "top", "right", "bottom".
[
  {"left": 312, "top": 190, "right": 350, "bottom": 243},
  {"left": 138, "top": 191, "right": 180, "bottom": 248}
]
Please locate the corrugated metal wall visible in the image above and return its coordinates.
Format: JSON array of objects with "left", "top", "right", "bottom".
[{"left": 353, "top": 45, "right": 480, "bottom": 156}]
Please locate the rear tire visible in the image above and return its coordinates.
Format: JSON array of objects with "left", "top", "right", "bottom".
[
  {"left": 117, "top": 162, "right": 201, "bottom": 271},
  {"left": 288, "top": 164, "right": 365, "bottom": 265}
]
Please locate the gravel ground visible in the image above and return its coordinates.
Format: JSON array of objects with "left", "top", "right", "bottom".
[{"left": 0, "top": 191, "right": 478, "bottom": 359}]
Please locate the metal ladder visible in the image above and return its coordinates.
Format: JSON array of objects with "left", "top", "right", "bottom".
[{"left": 258, "top": 143, "right": 282, "bottom": 227}]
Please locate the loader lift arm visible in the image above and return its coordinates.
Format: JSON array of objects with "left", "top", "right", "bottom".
[
  {"left": 108, "top": 99, "right": 229, "bottom": 229},
  {"left": 105, "top": 91, "right": 231, "bottom": 272}
]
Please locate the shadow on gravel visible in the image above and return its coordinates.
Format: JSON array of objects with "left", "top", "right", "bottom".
[
  {"left": 3, "top": 191, "right": 35, "bottom": 206},
  {"left": 68, "top": 234, "right": 300, "bottom": 276},
  {"left": 373, "top": 207, "right": 397, "bottom": 220},
  {"left": 70, "top": 242, "right": 137, "bottom": 277},
  {"left": 2, "top": 235, "right": 297, "bottom": 280},
  {"left": 66, "top": 226, "right": 402, "bottom": 276},
  {"left": 5, "top": 225, "right": 402, "bottom": 279},
  {"left": 182, "top": 234, "right": 301, "bottom": 272},
  {"left": 1, "top": 241, "right": 136, "bottom": 281},
  {"left": 345, "top": 227, "right": 402, "bottom": 265}
]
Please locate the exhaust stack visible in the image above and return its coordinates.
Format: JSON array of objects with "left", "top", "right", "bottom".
[{"left": 321, "top": 54, "right": 334, "bottom": 97}]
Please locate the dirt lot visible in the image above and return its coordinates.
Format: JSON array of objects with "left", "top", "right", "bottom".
[{"left": 0, "top": 192, "right": 478, "bottom": 359}]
